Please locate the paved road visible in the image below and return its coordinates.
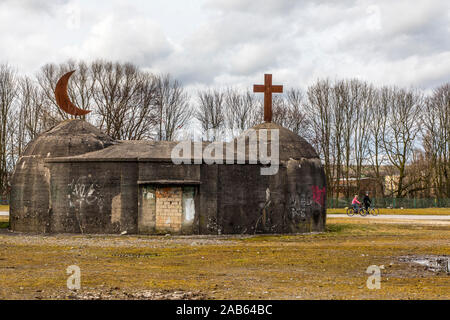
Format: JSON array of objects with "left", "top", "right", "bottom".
[{"left": 328, "top": 214, "right": 450, "bottom": 220}]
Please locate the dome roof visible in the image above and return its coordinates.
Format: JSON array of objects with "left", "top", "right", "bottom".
[
  {"left": 11, "top": 120, "right": 115, "bottom": 233},
  {"left": 22, "top": 119, "right": 115, "bottom": 158},
  {"left": 237, "top": 122, "right": 318, "bottom": 161}
]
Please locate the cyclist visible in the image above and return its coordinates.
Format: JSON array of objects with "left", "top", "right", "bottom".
[
  {"left": 352, "top": 195, "right": 361, "bottom": 213},
  {"left": 363, "top": 192, "right": 372, "bottom": 213}
]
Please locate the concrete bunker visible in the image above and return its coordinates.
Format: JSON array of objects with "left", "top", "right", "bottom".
[{"left": 10, "top": 119, "right": 326, "bottom": 235}]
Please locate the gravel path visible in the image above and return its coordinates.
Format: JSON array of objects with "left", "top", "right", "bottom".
[
  {"left": 328, "top": 214, "right": 450, "bottom": 225},
  {"left": 0, "top": 230, "right": 252, "bottom": 248},
  {"left": 328, "top": 214, "right": 450, "bottom": 220}
]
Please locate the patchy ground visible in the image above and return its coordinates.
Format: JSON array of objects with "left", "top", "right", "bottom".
[{"left": 0, "top": 217, "right": 448, "bottom": 300}]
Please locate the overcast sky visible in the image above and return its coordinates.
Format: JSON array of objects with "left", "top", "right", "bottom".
[{"left": 0, "top": 0, "right": 449, "bottom": 91}]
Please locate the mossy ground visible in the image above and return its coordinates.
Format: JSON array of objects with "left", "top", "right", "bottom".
[
  {"left": 327, "top": 208, "right": 450, "bottom": 215},
  {"left": 0, "top": 217, "right": 448, "bottom": 300}
]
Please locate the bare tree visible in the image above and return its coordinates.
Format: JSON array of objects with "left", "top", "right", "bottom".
[
  {"left": 154, "top": 74, "right": 192, "bottom": 141},
  {"left": 271, "top": 95, "right": 289, "bottom": 127},
  {"left": 330, "top": 84, "right": 345, "bottom": 200},
  {"left": 196, "top": 89, "right": 226, "bottom": 141},
  {"left": 367, "top": 88, "right": 387, "bottom": 197},
  {"left": 306, "top": 79, "right": 334, "bottom": 197},
  {"left": 0, "top": 64, "right": 17, "bottom": 194},
  {"left": 381, "top": 87, "right": 424, "bottom": 197},
  {"left": 334, "top": 80, "right": 356, "bottom": 198},
  {"left": 284, "top": 88, "right": 310, "bottom": 140},
  {"left": 352, "top": 80, "right": 374, "bottom": 193},
  {"left": 225, "top": 88, "right": 260, "bottom": 137},
  {"left": 14, "top": 76, "right": 49, "bottom": 157},
  {"left": 422, "top": 83, "right": 450, "bottom": 198},
  {"left": 91, "top": 61, "right": 157, "bottom": 140}
]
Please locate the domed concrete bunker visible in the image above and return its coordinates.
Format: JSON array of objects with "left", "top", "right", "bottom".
[{"left": 10, "top": 119, "right": 326, "bottom": 235}]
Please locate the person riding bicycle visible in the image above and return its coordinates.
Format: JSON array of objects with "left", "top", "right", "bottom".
[
  {"left": 352, "top": 195, "right": 361, "bottom": 213},
  {"left": 363, "top": 192, "right": 371, "bottom": 213}
]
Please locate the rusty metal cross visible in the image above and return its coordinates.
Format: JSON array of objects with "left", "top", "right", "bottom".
[{"left": 253, "top": 74, "right": 283, "bottom": 123}]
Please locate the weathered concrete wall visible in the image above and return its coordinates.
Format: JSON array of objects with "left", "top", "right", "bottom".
[
  {"left": 265, "top": 165, "right": 289, "bottom": 233},
  {"left": 211, "top": 159, "right": 326, "bottom": 235},
  {"left": 198, "top": 165, "right": 219, "bottom": 234},
  {"left": 216, "top": 164, "right": 271, "bottom": 234},
  {"left": 138, "top": 185, "right": 156, "bottom": 233},
  {"left": 120, "top": 163, "right": 139, "bottom": 233},
  {"left": 43, "top": 158, "right": 325, "bottom": 235},
  {"left": 47, "top": 161, "right": 137, "bottom": 234},
  {"left": 10, "top": 120, "right": 326, "bottom": 235},
  {"left": 10, "top": 157, "right": 51, "bottom": 233},
  {"left": 10, "top": 120, "right": 114, "bottom": 233},
  {"left": 138, "top": 162, "right": 200, "bottom": 182},
  {"left": 285, "top": 158, "right": 327, "bottom": 233}
]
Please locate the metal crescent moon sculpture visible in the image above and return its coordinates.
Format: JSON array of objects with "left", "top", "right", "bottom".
[{"left": 55, "top": 70, "right": 91, "bottom": 116}]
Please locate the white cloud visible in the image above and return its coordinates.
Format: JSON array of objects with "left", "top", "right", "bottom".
[
  {"left": 74, "top": 14, "right": 174, "bottom": 65},
  {"left": 0, "top": 0, "right": 448, "bottom": 90}
]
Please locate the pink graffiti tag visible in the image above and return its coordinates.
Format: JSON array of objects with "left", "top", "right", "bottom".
[{"left": 311, "top": 186, "right": 326, "bottom": 206}]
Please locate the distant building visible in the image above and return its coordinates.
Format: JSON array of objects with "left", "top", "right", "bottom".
[
  {"left": 331, "top": 177, "right": 383, "bottom": 198},
  {"left": 384, "top": 175, "right": 400, "bottom": 196}
]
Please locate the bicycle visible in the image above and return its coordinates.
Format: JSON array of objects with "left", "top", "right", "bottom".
[
  {"left": 367, "top": 206, "right": 379, "bottom": 216},
  {"left": 346, "top": 204, "right": 367, "bottom": 217}
]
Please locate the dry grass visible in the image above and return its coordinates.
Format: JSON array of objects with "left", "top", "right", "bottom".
[
  {"left": 0, "top": 216, "right": 7, "bottom": 228},
  {"left": 327, "top": 208, "right": 450, "bottom": 215},
  {"left": 0, "top": 219, "right": 448, "bottom": 300}
]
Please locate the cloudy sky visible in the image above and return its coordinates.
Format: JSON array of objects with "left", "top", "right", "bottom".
[{"left": 0, "top": 0, "right": 449, "bottom": 91}]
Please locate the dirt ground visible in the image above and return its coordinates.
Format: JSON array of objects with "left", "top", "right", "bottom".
[{"left": 0, "top": 216, "right": 448, "bottom": 300}]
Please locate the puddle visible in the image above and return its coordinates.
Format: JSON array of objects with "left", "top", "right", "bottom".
[{"left": 399, "top": 255, "right": 450, "bottom": 273}]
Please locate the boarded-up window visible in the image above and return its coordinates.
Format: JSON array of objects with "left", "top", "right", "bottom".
[
  {"left": 183, "top": 187, "right": 195, "bottom": 222},
  {"left": 155, "top": 187, "right": 183, "bottom": 232},
  {"left": 139, "top": 185, "right": 196, "bottom": 233}
]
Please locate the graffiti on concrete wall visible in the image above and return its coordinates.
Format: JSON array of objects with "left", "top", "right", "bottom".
[
  {"left": 156, "top": 187, "right": 179, "bottom": 199},
  {"left": 68, "top": 177, "right": 100, "bottom": 208},
  {"left": 311, "top": 185, "right": 326, "bottom": 207},
  {"left": 289, "top": 185, "right": 325, "bottom": 220},
  {"left": 68, "top": 175, "right": 104, "bottom": 232},
  {"left": 206, "top": 216, "right": 221, "bottom": 235},
  {"left": 289, "top": 192, "right": 311, "bottom": 219},
  {"left": 255, "top": 187, "right": 278, "bottom": 233}
]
